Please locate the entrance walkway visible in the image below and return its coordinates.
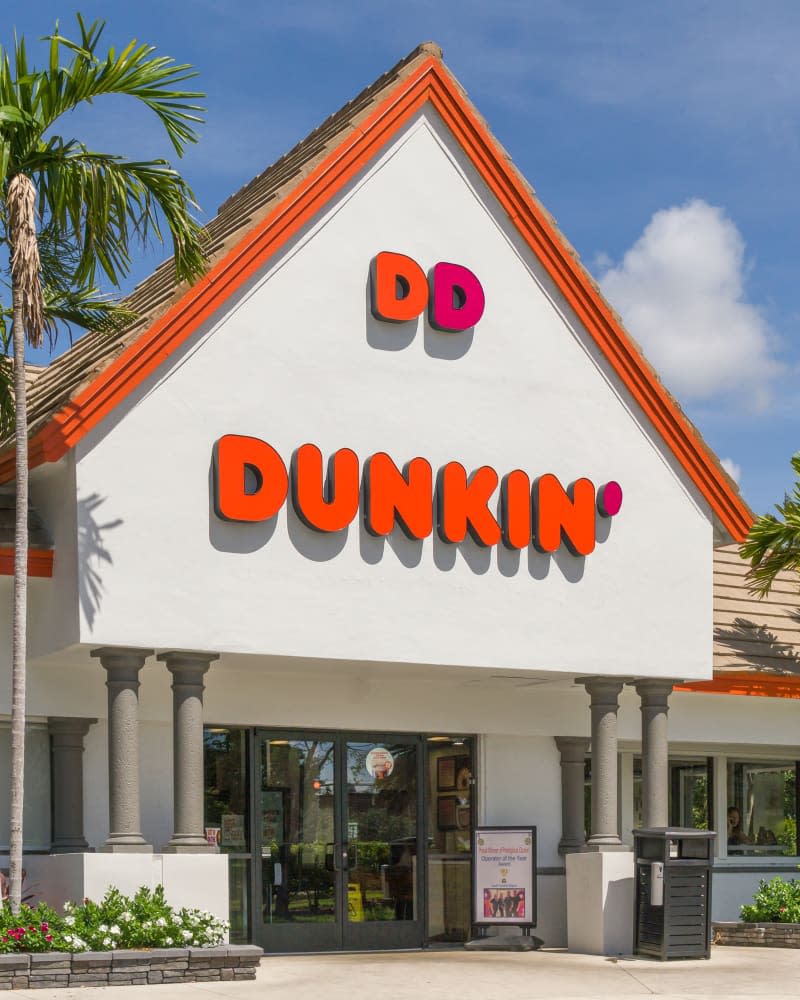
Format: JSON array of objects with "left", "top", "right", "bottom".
[{"left": 11, "top": 946, "right": 800, "bottom": 1000}]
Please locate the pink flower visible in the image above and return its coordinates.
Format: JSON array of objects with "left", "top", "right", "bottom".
[{"left": 45, "top": 935, "right": 52, "bottom": 943}]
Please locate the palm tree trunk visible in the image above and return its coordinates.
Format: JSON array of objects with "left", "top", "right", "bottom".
[
  {"left": 7, "top": 172, "right": 43, "bottom": 915},
  {"left": 9, "top": 284, "right": 27, "bottom": 915}
]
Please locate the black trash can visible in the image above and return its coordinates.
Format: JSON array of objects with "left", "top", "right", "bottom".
[{"left": 633, "top": 827, "right": 716, "bottom": 960}]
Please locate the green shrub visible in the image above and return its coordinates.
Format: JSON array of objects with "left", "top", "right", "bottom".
[
  {"left": 0, "top": 886, "right": 228, "bottom": 953},
  {"left": 740, "top": 877, "right": 800, "bottom": 923}
]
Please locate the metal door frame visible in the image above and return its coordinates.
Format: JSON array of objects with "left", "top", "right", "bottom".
[
  {"left": 337, "top": 731, "right": 425, "bottom": 951},
  {"left": 253, "top": 728, "right": 427, "bottom": 952}
]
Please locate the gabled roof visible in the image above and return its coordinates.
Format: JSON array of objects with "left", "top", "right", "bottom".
[{"left": 0, "top": 43, "right": 753, "bottom": 541}]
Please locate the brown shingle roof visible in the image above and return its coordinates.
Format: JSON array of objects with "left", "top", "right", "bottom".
[
  {"left": 4, "top": 42, "right": 443, "bottom": 452},
  {"left": 714, "top": 544, "right": 800, "bottom": 675}
]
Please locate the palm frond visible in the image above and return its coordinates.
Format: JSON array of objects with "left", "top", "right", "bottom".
[
  {"left": 37, "top": 15, "right": 205, "bottom": 157},
  {"left": 27, "top": 141, "right": 207, "bottom": 285},
  {"left": 740, "top": 454, "right": 800, "bottom": 597},
  {"left": 41, "top": 284, "right": 136, "bottom": 342}
]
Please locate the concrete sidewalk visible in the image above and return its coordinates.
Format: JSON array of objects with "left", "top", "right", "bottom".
[{"left": 12, "top": 946, "right": 800, "bottom": 1000}]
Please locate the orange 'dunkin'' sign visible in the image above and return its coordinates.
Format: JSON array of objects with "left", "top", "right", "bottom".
[{"left": 212, "top": 435, "right": 622, "bottom": 557}]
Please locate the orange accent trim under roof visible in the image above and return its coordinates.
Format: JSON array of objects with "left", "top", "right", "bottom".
[
  {"left": 0, "top": 547, "right": 53, "bottom": 578},
  {"left": 0, "top": 57, "right": 752, "bottom": 541},
  {"left": 677, "top": 673, "right": 800, "bottom": 700}
]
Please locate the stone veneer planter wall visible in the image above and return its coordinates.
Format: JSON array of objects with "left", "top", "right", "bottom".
[
  {"left": 714, "top": 922, "right": 800, "bottom": 948},
  {"left": 0, "top": 945, "right": 263, "bottom": 989}
]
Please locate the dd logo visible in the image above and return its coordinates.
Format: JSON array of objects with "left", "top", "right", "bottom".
[{"left": 370, "top": 251, "right": 485, "bottom": 332}]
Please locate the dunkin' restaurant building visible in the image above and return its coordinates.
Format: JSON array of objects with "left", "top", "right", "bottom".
[{"left": 2, "top": 44, "right": 799, "bottom": 955}]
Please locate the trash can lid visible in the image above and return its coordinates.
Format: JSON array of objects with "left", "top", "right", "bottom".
[{"left": 633, "top": 827, "right": 716, "bottom": 838}]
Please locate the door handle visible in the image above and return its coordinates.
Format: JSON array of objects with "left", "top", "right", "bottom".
[{"left": 329, "top": 843, "right": 349, "bottom": 872}]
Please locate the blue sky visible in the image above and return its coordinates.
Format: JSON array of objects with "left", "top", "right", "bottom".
[{"left": 6, "top": 1, "right": 799, "bottom": 515}]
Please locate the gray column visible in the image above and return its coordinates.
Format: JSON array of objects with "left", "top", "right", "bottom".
[
  {"left": 91, "top": 647, "right": 153, "bottom": 852},
  {"left": 633, "top": 679, "right": 675, "bottom": 829},
  {"left": 555, "top": 736, "right": 590, "bottom": 854},
  {"left": 48, "top": 717, "right": 97, "bottom": 853},
  {"left": 157, "top": 651, "right": 219, "bottom": 852},
  {"left": 577, "top": 677, "right": 627, "bottom": 851}
]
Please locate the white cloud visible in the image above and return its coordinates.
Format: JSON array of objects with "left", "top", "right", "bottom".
[
  {"left": 720, "top": 457, "right": 742, "bottom": 485},
  {"left": 597, "top": 199, "right": 781, "bottom": 410}
]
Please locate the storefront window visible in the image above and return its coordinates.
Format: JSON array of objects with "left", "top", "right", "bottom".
[
  {"left": 727, "top": 760, "right": 799, "bottom": 857},
  {"left": 426, "top": 736, "right": 474, "bottom": 943},
  {"left": 204, "top": 727, "right": 250, "bottom": 941}
]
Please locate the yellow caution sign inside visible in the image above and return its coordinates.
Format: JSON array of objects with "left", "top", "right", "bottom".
[{"left": 348, "top": 883, "right": 364, "bottom": 922}]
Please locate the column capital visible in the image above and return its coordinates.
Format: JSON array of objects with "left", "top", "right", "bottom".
[
  {"left": 91, "top": 647, "right": 153, "bottom": 675},
  {"left": 157, "top": 650, "right": 219, "bottom": 670},
  {"left": 576, "top": 677, "right": 627, "bottom": 704},
  {"left": 48, "top": 717, "right": 97, "bottom": 740},
  {"left": 555, "top": 736, "right": 590, "bottom": 764},
  {"left": 629, "top": 678, "right": 679, "bottom": 706}
]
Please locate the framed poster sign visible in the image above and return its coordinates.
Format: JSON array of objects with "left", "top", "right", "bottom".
[{"left": 473, "top": 826, "right": 537, "bottom": 928}]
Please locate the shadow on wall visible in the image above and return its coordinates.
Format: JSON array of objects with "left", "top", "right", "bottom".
[
  {"left": 364, "top": 276, "right": 474, "bottom": 360},
  {"left": 208, "top": 459, "right": 615, "bottom": 581},
  {"left": 714, "top": 615, "right": 800, "bottom": 675},
  {"left": 78, "top": 494, "right": 123, "bottom": 628}
]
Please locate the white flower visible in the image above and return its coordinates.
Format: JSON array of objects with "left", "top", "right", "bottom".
[
  {"left": 102, "top": 937, "right": 111, "bottom": 947},
  {"left": 165, "top": 937, "right": 173, "bottom": 945},
  {"left": 156, "top": 918, "right": 167, "bottom": 928},
  {"left": 63, "top": 901, "right": 73, "bottom": 912},
  {"left": 142, "top": 920, "right": 151, "bottom": 929},
  {"left": 99, "top": 924, "right": 108, "bottom": 933},
  {"left": 181, "top": 929, "right": 192, "bottom": 940},
  {"left": 110, "top": 925, "right": 121, "bottom": 936},
  {"left": 65, "top": 916, "right": 75, "bottom": 926},
  {"left": 110, "top": 941, "right": 117, "bottom": 949},
  {"left": 121, "top": 912, "right": 132, "bottom": 922}
]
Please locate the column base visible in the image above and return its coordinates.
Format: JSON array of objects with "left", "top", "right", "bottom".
[
  {"left": 22, "top": 853, "right": 229, "bottom": 930},
  {"left": 50, "top": 842, "right": 94, "bottom": 854},
  {"left": 566, "top": 850, "right": 634, "bottom": 955},
  {"left": 583, "top": 837, "right": 630, "bottom": 852},
  {"left": 163, "top": 843, "right": 215, "bottom": 854},
  {"left": 99, "top": 842, "right": 154, "bottom": 854}
]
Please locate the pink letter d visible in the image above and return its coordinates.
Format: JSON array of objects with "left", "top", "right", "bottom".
[{"left": 429, "top": 262, "right": 485, "bottom": 332}]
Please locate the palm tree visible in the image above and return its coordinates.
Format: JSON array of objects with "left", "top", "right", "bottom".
[
  {"left": 740, "top": 454, "right": 800, "bottom": 596},
  {"left": 1, "top": 15, "right": 207, "bottom": 912}
]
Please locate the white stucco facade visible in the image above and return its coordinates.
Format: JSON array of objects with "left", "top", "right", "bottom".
[{"left": 0, "top": 75, "right": 792, "bottom": 958}]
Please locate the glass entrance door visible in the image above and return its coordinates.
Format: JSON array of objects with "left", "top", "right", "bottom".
[
  {"left": 255, "top": 732, "right": 424, "bottom": 952},
  {"left": 257, "top": 733, "right": 339, "bottom": 952},
  {"left": 342, "top": 737, "right": 423, "bottom": 950}
]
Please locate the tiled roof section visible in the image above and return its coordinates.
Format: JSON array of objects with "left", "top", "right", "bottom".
[
  {"left": 24, "top": 364, "right": 45, "bottom": 390},
  {"left": 714, "top": 544, "right": 800, "bottom": 675},
  {"left": 1, "top": 42, "right": 443, "bottom": 452},
  {"left": 0, "top": 494, "right": 53, "bottom": 547}
]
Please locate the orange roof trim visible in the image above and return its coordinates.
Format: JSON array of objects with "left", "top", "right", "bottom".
[
  {"left": 677, "top": 673, "right": 800, "bottom": 700},
  {"left": 0, "top": 547, "right": 54, "bottom": 578},
  {"left": 0, "top": 55, "right": 752, "bottom": 541}
]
